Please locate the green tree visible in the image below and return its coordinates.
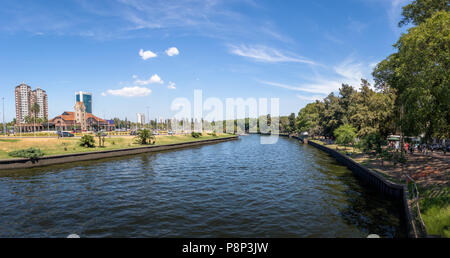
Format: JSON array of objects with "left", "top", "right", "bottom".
[
  {"left": 399, "top": 0, "right": 450, "bottom": 27},
  {"left": 135, "top": 129, "right": 155, "bottom": 145},
  {"left": 288, "top": 113, "right": 296, "bottom": 133},
  {"left": 334, "top": 124, "right": 357, "bottom": 150},
  {"left": 296, "top": 101, "right": 323, "bottom": 136},
  {"left": 79, "top": 135, "right": 95, "bottom": 148},
  {"left": 320, "top": 93, "right": 342, "bottom": 137},
  {"left": 374, "top": 11, "right": 450, "bottom": 140},
  {"left": 30, "top": 103, "right": 40, "bottom": 133}
]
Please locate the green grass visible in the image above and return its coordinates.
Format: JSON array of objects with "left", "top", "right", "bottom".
[
  {"left": 419, "top": 187, "right": 450, "bottom": 237},
  {"left": 0, "top": 134, "right": 234, "bottom": 160}
]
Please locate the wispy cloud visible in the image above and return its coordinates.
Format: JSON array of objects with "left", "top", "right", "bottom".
[
  {"left": 229, "top": 44, "right": 316, "bottom": 65},
  {"left": 387, "top": 0, "right": 410, "bottom": 32},
  {"left": 168, "top": 81, "right": 176, "bottom": 89},
  {"left": 296, "top": 94, "right": 324, "bottom": 102},
  {"left": 260, "top": 56, "right": 376, "bottom": 95},
  {"left": 105, "top": 86, "right": 152, "bottom": 97}
]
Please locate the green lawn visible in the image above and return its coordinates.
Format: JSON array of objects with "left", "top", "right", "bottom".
[{"left": 0, "top": 134, "right": 234, "bottom": 160}]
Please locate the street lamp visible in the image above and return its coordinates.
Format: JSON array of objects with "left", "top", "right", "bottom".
[{"left": 2, "top": 97, "right": 5, "bottom": 135}]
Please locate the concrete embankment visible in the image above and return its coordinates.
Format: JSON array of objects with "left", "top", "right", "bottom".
[
  {"left": 0, "top": 136, "right": 239, "bottom": 170},
  {"left": 306, "top": 140, "right": 414, "bottom": 238}
]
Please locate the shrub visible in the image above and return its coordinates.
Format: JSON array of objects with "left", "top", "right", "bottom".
[
  {"left": 333, "top": 124, "right": 357, "bottom": 149},
  {"left": 8, "top": 148, "right": 44, "bottom": 160},
  {"left": 134, "top": 129, "right": 155, "bottom": 145},
  {"left": 359, "top": 132, "right": 387, "bottom": 154},
  {"left": 79, "top": 135, "right": 95, "bottom": 148},
  {"left": 191, "top": 132, "right": 202, "bottom": 138}
]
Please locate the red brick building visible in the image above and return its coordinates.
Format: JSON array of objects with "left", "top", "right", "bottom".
[{"left": 50, "top": 111, "right": 114, "bottom": 131}]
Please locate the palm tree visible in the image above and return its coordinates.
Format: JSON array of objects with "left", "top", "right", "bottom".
[
  {"left": 135, "top": 129, "right": 155, "bottom": 145},
  {"left": 30, "top": 103, "right": 40, "bottom": 134}
]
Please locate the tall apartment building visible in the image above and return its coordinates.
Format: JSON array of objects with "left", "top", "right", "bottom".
[
  {"left": 15, "top": 83, "right": 48, "bottom": 123},
  {"left": 31, "top": 87, "right": 48, "bottom": 119},
  {"left": 137, "top": 113, "right": 146, "bottom": 125},
  {"left": 15, "top": 83, "right": 32, "bottom": 123},
  {"left": 75, "top": 91, "right": 92, "bottom": 114}
]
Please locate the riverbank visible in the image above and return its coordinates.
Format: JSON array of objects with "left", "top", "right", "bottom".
[
  {"left": 0, "top": 134, "right": 233, "bottom": 160},
  {"left": 0, "top": 134, "right": 238, "bottom": 170},
  {"left": 309, "top": 139, "right": 449, "bottom": 238}
]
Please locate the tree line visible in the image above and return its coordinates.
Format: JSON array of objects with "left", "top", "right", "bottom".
[{"left": 292, "top": 0, "right": 449, "bottom": 145}]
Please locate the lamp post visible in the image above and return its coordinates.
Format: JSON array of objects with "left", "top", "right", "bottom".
[
  {"left": 2, "top": 97, "right": 5, "bottom": 135},
  {"left": 146, "top": 106, "right": 150, "bottom": 130}
]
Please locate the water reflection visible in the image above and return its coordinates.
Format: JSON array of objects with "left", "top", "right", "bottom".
[{"left": 0, "top": 135, "right": 404, "bottom": 237}]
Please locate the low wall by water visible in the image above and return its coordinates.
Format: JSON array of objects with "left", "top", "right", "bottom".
[
  {"left": 307, "top": 140, "right": 414, "bottom": 238},
  {"left": 0, "top": 136, "right": 239, "bottom": 170}
]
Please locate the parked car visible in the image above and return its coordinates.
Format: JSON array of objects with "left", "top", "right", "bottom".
[
  {"left": 168, "top": 131, "right": 174, "bottom": 135},
  {"left": 431, "top": 144, "right": 441, "bottom": 150},
  {"left": 58, "top": 131, "right": 74, "bottom": 137}
]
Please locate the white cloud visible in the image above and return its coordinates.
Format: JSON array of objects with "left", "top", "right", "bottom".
[
  {"left": 134, "top": 74, "right": 164, "bottom": 85},
  {"left": 260, "top": 80, "right": 341, "bottom": 95},
  {"left": 296, "top": 94, "right": 324, "bottom": 102},
  {"left": 165, "top": 47, "right": 179, "bottom": 56},
  {"left": 260, "top": 57, "right": 376, "bottom": 95},
  {"left": 106, "top": 86, "right": 152, "bottom": 97},
  {"left": 139, "top": 49, "right": 157, "bottom": 60},
  {"left": 229, "top": 44, "right": 316, "bottom": 65},
  {"left": 168, "top": 82, "right": 176, "bottom": 89}
]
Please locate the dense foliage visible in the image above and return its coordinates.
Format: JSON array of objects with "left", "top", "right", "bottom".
[
  {"left": 295, "top": 80, "right": 396, "bottom": 139},
  {"left": 135, "top": 129, "right": 156, "bottom": 145},
  {"left": 79, "top": 135, "right": 95, "bottom": 148},
  {"left": 8, "top": 148, "right": 44, "bottom": 160},
  {"left": 191, "top": 132, "right": 202, "bottom": 138}
]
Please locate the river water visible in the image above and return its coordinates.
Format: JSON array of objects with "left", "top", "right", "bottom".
[{"left": 0, "top": 135, "right": 405, "bottom": 237}]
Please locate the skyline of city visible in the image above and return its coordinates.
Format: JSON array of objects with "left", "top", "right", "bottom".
[{"left": 0, "top": 0, "right": 412, "bottom": 123}]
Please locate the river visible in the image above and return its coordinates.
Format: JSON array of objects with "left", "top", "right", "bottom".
[{"left": 0, "top": 135, "right": 404, "bottom": 237}]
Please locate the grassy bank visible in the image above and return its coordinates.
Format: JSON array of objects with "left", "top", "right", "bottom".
[
  {"left": 0, "top": 134, "right": 234, "bottom": 160},
  {"left": 310, "top": 139, "right": 449, "bottom": 238}
]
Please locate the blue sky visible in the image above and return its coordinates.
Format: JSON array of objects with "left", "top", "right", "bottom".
[{"left": 0, "top": 0, "right": 411, "bottom": 122}]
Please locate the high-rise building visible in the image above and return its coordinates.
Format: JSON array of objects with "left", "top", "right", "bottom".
[
  {"left": 31, "top": 87, "right": 48, "bottom": 119},
  {"left": 75, "top": 91, "right": 92, "bottom": 114},
  {"left": 15, "top": 83, "right": 48, "bottom": 123},
  {"left": 15, "top": 83, "right": 32, "bottom": 123},
  {"left": 137, "top": 113, "right": 146, "bottom": 125}
]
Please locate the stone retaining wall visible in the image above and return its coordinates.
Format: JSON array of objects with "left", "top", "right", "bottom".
[{"left": 307, "top": 140, "right": 414, "bottom": 238}]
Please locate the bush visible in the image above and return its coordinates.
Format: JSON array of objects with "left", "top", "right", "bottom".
[
  {"left": 191, "top": 132, "right": 202, "bottom": 138},
  {"left": 79, "top": 135, "right": 95, "bottom": 148},
  {"left": 134, "top": 129, "right": 155, "bottom": 145},
  {"left": 359, "top": 132, "right": 387, "bottom": 154},
  {"left": 8, "top": 148, "right": 44, "bottom": 160},
  {"left": 334, "top": 124, "right": 357, "bottom": 149}
]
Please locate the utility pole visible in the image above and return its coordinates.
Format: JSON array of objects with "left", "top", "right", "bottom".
[
  {"left": 2, "top": 97, "right": 5, "bottom": 135},
  {"left": 146, "top": 106, "right": 150, "bottom": 130}
]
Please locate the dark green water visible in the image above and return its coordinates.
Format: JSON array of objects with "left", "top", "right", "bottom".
[{"left": 0, "top": 135, "right": 404, "bottom": 237}]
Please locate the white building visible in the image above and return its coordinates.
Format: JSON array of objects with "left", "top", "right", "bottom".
[{"left": 137, "top": 113, "right": 146, "bottom": 125}]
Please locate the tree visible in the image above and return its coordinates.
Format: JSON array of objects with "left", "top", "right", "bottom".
[
  {"left": 79, "top": 135, "right": 95, "bottom": 148},
  {"left": 30, "top": 103, "right": 40, "bottom": 133},
  {"left": 135, "top": 129, "right": 155, "bottom": 145},
  {"left": 334, "top": 124, "right": 357, "bottom": 150},
  {"left": 296, "top": 101, "right": 323, "bottom": 136},
  {"left": 320, "top": 93, "right": 342, "bottom": 137},
  {"left": 374, "top": 11, "right": 450, "bottom": 140},
  {"left": 288, "top": 113, "right": 296, "bottom": 133},
  {"left": 399, "top": 0, "right": 450, "bottom": 27}
]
